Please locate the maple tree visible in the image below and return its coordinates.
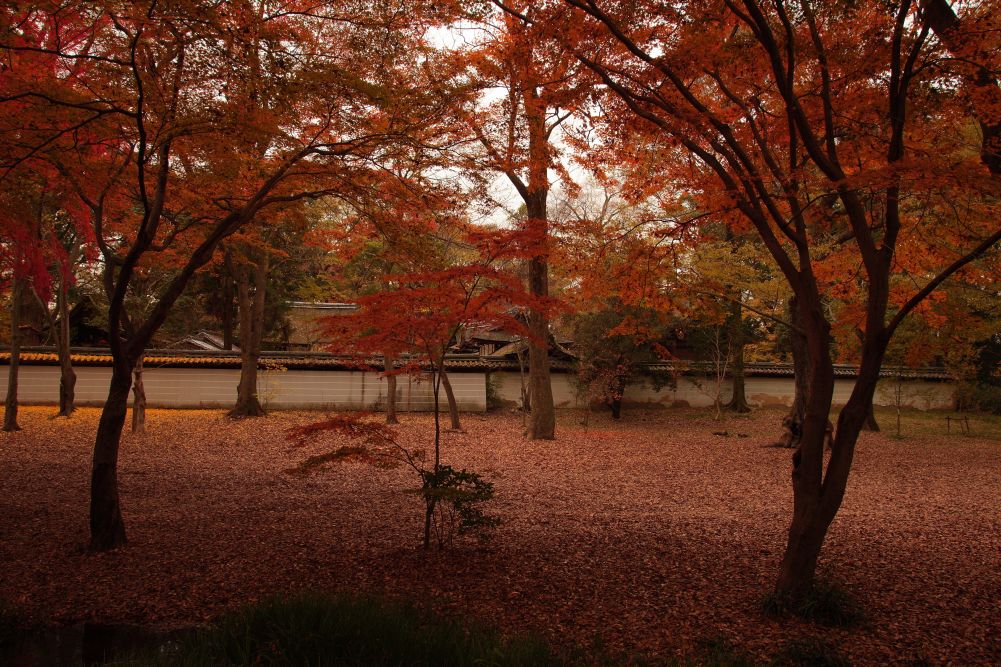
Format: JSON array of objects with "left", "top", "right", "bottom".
[
  {"left": 446, "top": 2, "right": 594, "bottom": 440},
  {"left": 544, "top": 0, "right": 1001, "bottom": 600},
  {"left": 0, "top": 0, "right": 455, "bottom": 549},
  {"left": 321, "top": 226, "right": 531, "bottom": 546},
  {"left": 551, "top": 183, "right": 677, "bottom": 420}
]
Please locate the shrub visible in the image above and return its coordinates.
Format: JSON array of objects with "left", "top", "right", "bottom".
[
  {"left": 121, "top": 593, "right": 558, "bottom": 666},
  {"left": 775, "top": 638, "right": 851, "bottom": 667},
  {"left": 954, "top": 382, "right": 1001, "bottom": 414},
  {"left": 0, "top": 600, "right": 21, "bottom": 651},
  {"left": 692, "top": 636, "right": 757, "bottom": 667},
  {"left": 763, "top": 580, "right": 866, "bottom": 628}
]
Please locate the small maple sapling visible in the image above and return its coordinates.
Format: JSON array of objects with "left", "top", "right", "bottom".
[{"left": 289, "top": 414, "right": 499, "bottom": 549}]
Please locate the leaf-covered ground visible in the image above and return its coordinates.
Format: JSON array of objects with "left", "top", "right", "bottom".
[{"left": 1, "top": 406, "right": 999, "bottom": 665}]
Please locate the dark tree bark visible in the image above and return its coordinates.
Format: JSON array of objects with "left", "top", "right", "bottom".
[
  {"left": 516, "top": 345, "right": 530, "bottom": 413},
  {"left": 776, "top": 298, "right": 809, "bottom": 448},
  {"left": 525, "top": 193, "right": 555, "bottom": 440},
  {"left": 221, "top": 250, "right": 235, "bottom": 350},
  {"left": 439, "top": 369, "right": 461, "bottom": 430},
  {"left": 90, "top": 358, "right": 132, "bottom": 550},
  {"left": 130, "top": 355, "right": 146, "bottom": 434},
  {"left": 384, "top": 353, "right": 399, "bottom": 424},
  {"left": 862, "top": 403, "right": 880, "bottom": 432},
  {"left": 522, "top": 80, "right": 556, "bottom": 441},
  {"left": 725, "top": 297, "right": 751, "bottom": 413},
  {"left": 608, "top": 372, "right": 627, "bottom": 420},
  {"left": 3, "top": 277, "right": 23, "bottom": 432},
  {"left": 31, "top": 261, "right": 78, "bottom": 417},
  {"left": 55, "top": 275, "right": 76, "bottom": 417},
  {"left": 230, "top": 252, "right": 268, "bottom": 418}
]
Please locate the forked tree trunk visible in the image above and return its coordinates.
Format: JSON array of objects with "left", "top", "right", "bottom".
[
  {"left": 3, "top": 277, "right": 23, "bottom": 432},
  {"left": 131, "top": 355, "right": 145, "bottom": 434},
  {"left": 384, "top": 354, "right": 399, "bottom": 424},
  {"left": 90, "top": 357, "right": 134, "bottom": 550},
  {"left": 774, "top": 279, "right": 890, "bottom": 600},
  {"left": 56, "top": 275, "right": 76, "bottom": 417},
  {"left": 775, "top": 289, "right": 837, "bottom": 599},
  {"left": 230, "top": 254, "right": 268, "bottom": 417},
  {"left": 725, "top": 299, "right": 751, "bottom": 413},
  {"left": 440, "top": 369, "right": 461, "bottom": 430}
]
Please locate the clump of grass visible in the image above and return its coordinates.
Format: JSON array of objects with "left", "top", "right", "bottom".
[
  {"left": 763, "top": 580, "right": 866, "bottom": 628},
  {"left": 692, "top": 636, "right": 757, "bottom": 667},
  {"left": 0, "top": 600, "right": 22, "bottom": 651},
  {"left": 774, "top": 638, "right": 851, "bottom": 667},
  {"left": 121, "top": 592, "right": 559, "bottom": 666}
]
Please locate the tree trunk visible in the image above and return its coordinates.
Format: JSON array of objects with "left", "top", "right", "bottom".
[
  {"left": 725, "top": 298, "right": 751, "bottom": 413},
  {"left": 90, "top": 357, "right": 134, "bottom": 550},
  {"left": 774, "top": 275, "right": 890, "bottom": 600},
  {"left": 384, "top": 354, "right": 399, "bottom": 424},
  {"left": 440, "top": 369, "right": 461, "bottom": 430},
  {"left": 609, "top": 373, "right": 626, "bottom": 420},
  {"left": 56, "top": 275, "right": 76, "bottom": 417},
  {"left": 776, "top": 297, "right": 809, "bottom": 448},
  {"left": 516, "top": 345, "right": 529, "bottom": 413},
  {"left": 522, "top": 79, "right": 555, "bottom": 441},
  {"left": 131, "top": 355, "right": 145, "bottom": 434},
  {"left": 774, "top": 289, "right": 838, "bottom": 599},
  {"left": 3, "top": 277, "right": 23, "bottom": 432},
  {"left": 222, "top": 250, "right": 235, "bottom": 350},
  {"left": 862, "top": 403, "right": 880, "bottom": 432},
  {"left": 230, "top": 254, "right": 267, "bottom": 417}
]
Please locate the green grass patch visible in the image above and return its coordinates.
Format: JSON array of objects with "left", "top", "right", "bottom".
[
  {"left": 0, "top": 600, "right": 22, "bottom": 651},
  {"left": 869, "top": 407, "right": 1001, "bottom": 440},
  {"left": 118, "top": 592, "right": 562, "bottom": 666},
  {"left": 763, "top": 580, "right": 866, "bottom": 628},
  {"left": 774, "top": 638, "right": 851, "bottom": 667}
]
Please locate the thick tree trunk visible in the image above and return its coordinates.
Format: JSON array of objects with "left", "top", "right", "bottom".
[
  {"left": 230, "top": 255, "right": 267, "bottom": 417},
  {"left": 525, "top": 200, "right": 555, "bottom": 439},
  {"left": 3, "top": 278, "right": 23, "bottom": 432},
  {"left": 725, "top": 299, "right": 751, "bottom": 413},
  {"left": 56, "top": 276, "right": 76, "bottom": 417},
  {"left": 384, "top": 354, "right": 399, "bottom": 424},
  {"left": 522, "top": 80, "right": 556, "bottom": 441},
  {"left": 775, "top": 290, "right": 837, "bottom": 599},
  {"left": 131, "top": 355, "right": 145, "bottom": 434},
  {"left": 440, "top": 369, "right": 461, "bottom": 430},
  {"left": 775, "top": 274, "right": 890, "bottom": 600},
  {"left": 90, "top": 358, "right": 134, "bottom": 550}
]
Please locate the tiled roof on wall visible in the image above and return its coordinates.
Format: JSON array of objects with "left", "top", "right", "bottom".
[{"left": 0, "top": 348, "right": 955, "bottom": 380}]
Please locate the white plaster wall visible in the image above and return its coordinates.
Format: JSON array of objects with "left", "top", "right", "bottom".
[
  {"left": 488, "top": 371, "right": 955, "bottom": 411},
  {"left": 0, "top": 366, "right": 486, "bottom": 412}
]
